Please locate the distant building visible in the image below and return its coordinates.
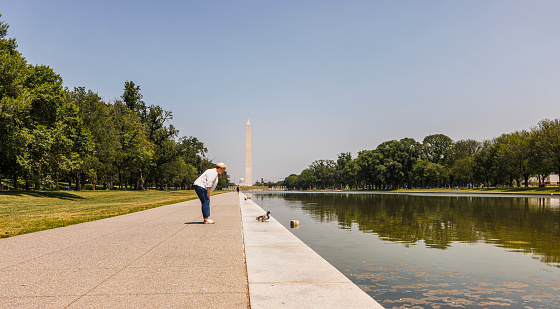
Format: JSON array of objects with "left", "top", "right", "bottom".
[{"left": 524, "top": 174, "right": 559, "bottom": 186}]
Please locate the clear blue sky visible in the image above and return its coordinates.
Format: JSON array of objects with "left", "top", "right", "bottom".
[{"left": 1, "top": 0, "right": 559, "bottom": 183}]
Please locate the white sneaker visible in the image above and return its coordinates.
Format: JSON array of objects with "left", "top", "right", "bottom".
[{"left": 204, "top": 219, "right": 215, "bottom": 224}]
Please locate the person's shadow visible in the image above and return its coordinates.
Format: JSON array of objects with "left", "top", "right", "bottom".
[{"left": 184, "top": 222, "right": 204, "bottom": 225}]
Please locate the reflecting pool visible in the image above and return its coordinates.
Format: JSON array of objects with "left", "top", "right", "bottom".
[{"left": 250, "top": 192, "right": 560, "bottom": 309}]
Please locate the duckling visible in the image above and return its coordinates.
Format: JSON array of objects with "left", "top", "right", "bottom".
[{"left": 256, "top": 211, "right": 271, "bottom": 222}]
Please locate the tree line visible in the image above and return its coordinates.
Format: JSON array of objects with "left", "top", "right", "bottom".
[
  {"left": 280, "top": 121, "right": 560, "bottom": 190},
  {"left": 0, "top": 14, "right": 229, "bottom": 191}
]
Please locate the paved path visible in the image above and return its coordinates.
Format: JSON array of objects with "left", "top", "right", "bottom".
[
  {"left": 241, "top": 193, "right": 383, "bottom": 308},
  {"left": 0, "top": 193, "right": 248, "bottom": 308},
  {"left": 0, "top": 192, "right": 383, "bottom": 308}
]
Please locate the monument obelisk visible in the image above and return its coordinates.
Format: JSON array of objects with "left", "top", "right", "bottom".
[{"left": 245, "top": 119, "right": 252, "bottom": 186}]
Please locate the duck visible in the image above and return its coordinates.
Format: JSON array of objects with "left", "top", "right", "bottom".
[{"left": 256, "top": 211, "right": 271, "bottom": 222}]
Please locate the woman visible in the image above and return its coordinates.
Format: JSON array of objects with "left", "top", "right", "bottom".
[{"left": 193, "top": 162, "right": 227, "bottom": 224}]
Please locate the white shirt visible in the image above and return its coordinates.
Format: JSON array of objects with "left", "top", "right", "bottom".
[{"left": 193, "top": 169, "right": 219, "bottom": 192}]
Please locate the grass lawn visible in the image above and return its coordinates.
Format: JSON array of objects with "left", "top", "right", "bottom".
[
  {"left": 392, "top": 187, "right": 560, "bottom": 194},
  {"left": 0, "top": 190, "right": 221, "bottom": 238}
]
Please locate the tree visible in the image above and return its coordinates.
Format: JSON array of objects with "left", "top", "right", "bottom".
[
  {"left": 0, "top": 17, "right": 25, "bottom": 102},
  {"left": 144, "top": 104, "right": 179, "bottom": 189},
  {"left": 495, "top": 131, "right": 531, "bottom": 187},
  {"left": 71, "top": 87, "right": 117, "bottom": 189},
  {"left": 355, "top": 150, "right": 384, "bottom": 189},
  {"left": 422, "top": 134, "right": 453, "bottom": 165},
  {"left": 535, "top": 119, "right": 560, "bottom": 178},
  {"left": 397, "top": 138, "right": 421, "bottom": 188},
  {"left": 178, "top": 136, "right": 207, "bottom": 175},
  {"left": 375, "top": 139, "right": 420, "bottom": 188},
  {"left": 0, "top": 15, "right": 28, "bottom": 189},
  {"left": 122, "top": 80, "right": 146, "bottom": 117},
  {"left": 308, "top": 160, "right": 336, "bottom": 189},
  {"left": 448, "top": 139, "right": 480, "bottom": 187},
  {"left": 529, "top": 128, "right": 553, "bottom": 186},
  {"left": 473, "top": 140, "right": 498, "bottom": 187},
  {"left": 335, "top": 152, "right": 354, "bottom": 189},
  {"left": 7, "top": 64, "right": 91, "bottom": 190},
  {"left": 449, "top": 157, "right": 475, "bottom": 186},
  {"left": 297, "top": 168, "right": 316, "bottom": 190},
  {"left": 111, "top": 101, "right": 153, "bottom": 190},
  {"left": 282, "top": 174, "right": 299, "bottom": 190}
]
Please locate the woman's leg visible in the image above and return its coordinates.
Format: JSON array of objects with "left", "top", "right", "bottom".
[{"left": 194, "top": 186, "right": 211, "bottom": 219}]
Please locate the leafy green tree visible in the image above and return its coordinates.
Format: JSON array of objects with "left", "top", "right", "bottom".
[
  {"left": 0, "top": 15, "right": 28, "bottom": 188},
  {"left": 448, "top": 139, "right": 480, "bottom": 187},
  {"left": 535, "top": 119, "right": 560, "bottom": 179},
  {"left": 398, "top": 138, "right": 421, "bottom": 188},
  {"left": 449, "top": 157, "right": 475, "bottom": 186},
  {"left": 422, "top": 134, "right": 453, "bottom": 165},
  {"left": 309, "top": 160, "right": 336, "bottom": 189},
  {"left": 282, "top": 174, "right": 299, "bottom": 190},
  {"left": 0, "top": 22, "right": 25, "bottom": 102},
  {"left": 528, "top": 128, "right": 554, "bottom": 186},
  {"left": 71, "top": 87, "right": 117, "bottom": 189},
  {"left": 0, "top": 94, "right": 31, "bottom": 189},
  {"left": 122, "top": 80, "right": 146, "bottom": 117},
  {"left": 355, "top": 150, "right": 385, "bottom": 189},
  {"left": 297, "top": 168, "right": 316, "bottom": 190},
  {"left": 375, "top": 139, "right": 420, "bottom": 188},
  {"left": 335, "top": 152, "right": 355, "bottom": 189},
  {"left": 452, "top": 139, "right": 480, "bottom": 160},
  {"left": 111, "top": 100, "right": 153, "bottom": 190},
  {"left": 144, "top": 105, "right": 179, "bottom": 189},
  {"left": 7, "top": 64, "right": 91, "bottom": 190},
  {"left": 495, "top": 131, "right": 532, "bottom": 187},
  {"left": 473, "top": 140, "right": 498, "bottom": 187},
  {"left": 178, "top": 136, "right": 208, "bottom": 175}
]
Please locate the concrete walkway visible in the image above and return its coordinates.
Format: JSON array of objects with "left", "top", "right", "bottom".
[
  {"left": 0, "top": 193, "right": 248, "bottom": 308},
  {"left": 0, "top": 192, "right": 383, "bottom": 308},
  {"left": 241, "top": 193, "right": 383, "bottom": 308}
]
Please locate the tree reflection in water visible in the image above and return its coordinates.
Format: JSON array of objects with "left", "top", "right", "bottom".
[
  {"left": 280, "top": 193, "right": 560, "bottom": 266},
  {"left": 253, "top": 192, "right": 560, "bottom": 309}
]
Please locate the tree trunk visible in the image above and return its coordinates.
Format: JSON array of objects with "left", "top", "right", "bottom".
[
  {"left": 81, "top": 172, "right": 86, "bottom": 190},
  {"left": 136, "top": 170, "right": 145, "bottom": 190},
  {"left": 14, "top": 174, "right": 18, "bottom": 190},
  {"left": 34, "top": 172, "right": 40, "bottom": 190},
  {"left": 75, "top": 171, "right": 81, "bottom": 191}
]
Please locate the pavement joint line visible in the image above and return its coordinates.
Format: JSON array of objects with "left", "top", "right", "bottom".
[
  {"left": 62, "top": 209, "right": 200, "bottom": 309},
  {"left": 240, "top": 199, "right": 252, "bottom": 309}
]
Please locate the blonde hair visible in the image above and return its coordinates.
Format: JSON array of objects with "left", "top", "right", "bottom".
[{"left": 216, "top": 162, "right": 227, "bottom": 170}]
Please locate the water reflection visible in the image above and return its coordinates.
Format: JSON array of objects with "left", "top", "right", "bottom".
[
  {"left": 273, "top": 192, "right": 560, "bottom": 267},
  {"left": 252, "top": 192, "right": 560, "bottom": 308}
]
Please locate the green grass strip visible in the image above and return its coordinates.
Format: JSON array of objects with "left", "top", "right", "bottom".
[
  {"left": 392, "top": 187, "right": 560, "bottom": 194},
  {"left": 0, "top": 190, "right": 223, "bottom": 238}
]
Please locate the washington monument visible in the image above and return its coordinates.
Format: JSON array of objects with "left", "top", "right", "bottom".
[{"left": 245, "top": 119, "right": 252, "bottom": 186}]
